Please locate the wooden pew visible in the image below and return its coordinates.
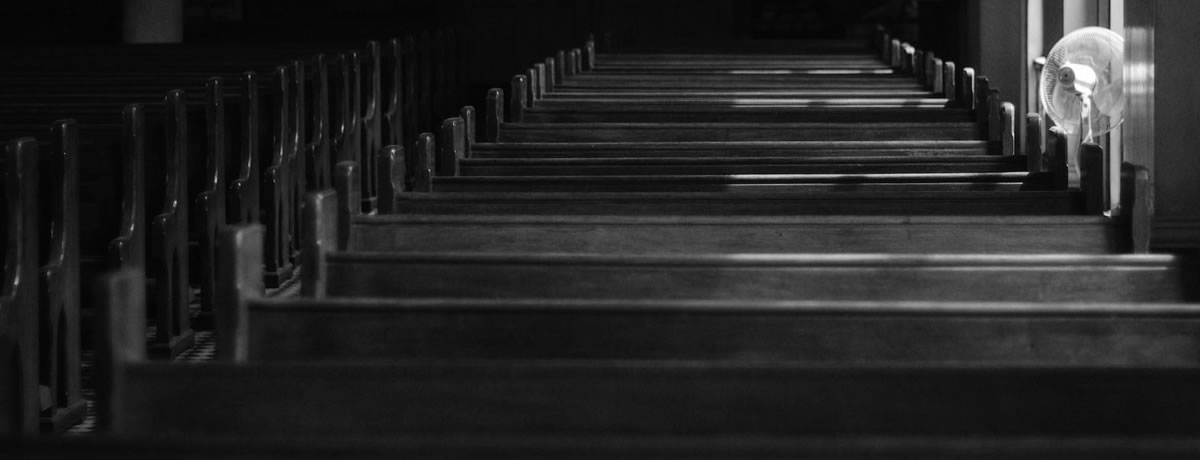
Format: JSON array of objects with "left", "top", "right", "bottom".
[
  {"left": 379, "top": 119, "right": 1069, "bottom": 217},
  {"left": 500, "top": 65, "right": 995, "bottom": 140},
  {"left": 318, "top": 251, "right": 1182, "bottom": 303},
  {"left": 458, "top": 155, "right": 1030, "bottom": 176},
  {"left": 470, "top": 141, "right": 997, "bottom": 158},
  {"left": 0, "top": 72, "right": 276, "bottom": 350},
  {"left": 0, "top": 122, "right": 87, "bottom": 433},
  {"left": 518, "top": 60, "right": 970, "bottom": 124},
  {"left": 216, "top": 222, "right": 1189, "bottom": 365},
  {"left": 110, "top": 362, "right": 1200, "bottom": 437},
  {"left": 310, "top": 182, "right": 1177, "bottom": 304},
  {"left": 238, "top": 296, "right": 1200, "bottom": 365},
  {"left": 491, "top": 122, "right": 986, "bottom": 143},
  {"left": 95, "top": 268, "right": 1200, "bottom": 440},
  {"left": 0, "top": 38, "right": 407, "bottom": 289},
  {"left": 35, "top": 121, "right": 87, "bottom": 432},
  {"left": 0, "top": 34, "right": 453, "bottom": 434},
  {"left": 0, "top": 138, "right": 40, "bottom": 434},
  {"left": 354, "top": 162, "right": 1112, "bottom": 257},
  {"left": 419, "top": 107, "right": 1026, "bottom": 192},
  {"left": 0, "top": 39, "right": 423, "bottom": 360}
]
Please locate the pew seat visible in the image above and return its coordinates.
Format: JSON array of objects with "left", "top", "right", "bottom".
[
  {"left": 457, "top": 155, "right": 1023, "bottom": 175},
  {"left": 238, "top": 296, "right": 1200, "bottom": 365},
  {"left": 519, "top": 105, "right": 967, "bottom": 123},
  {"left": 103, "top": 360, "right": 1200, "bottom": 438},
  {"left": 347, "top": 215, "right": 1119, "bottom": 254},
  {"left": 384, "top": 191, "right": 1081, "bottom": 215},
  {"left": 321, "top": 252, "right": 1182, "bottom": 302},
  {"left": 423, "top": 172, "right": 1040, "bottom": 193},
  {"left": 496, "top": 122, "right": 986, "bottom": 142},
  {"left": 469, "top": 141, "right": 995, "bottom": 158}
]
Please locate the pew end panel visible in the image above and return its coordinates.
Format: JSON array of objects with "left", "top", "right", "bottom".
[
  {"left": 931, "top": 57, "right": 944, "bottom": 96},
  {"left": 943, "top": 61, "right": 956, "bottom": 107},
  {"left": 584, "top": 37, "right": 596, "bottom": 71},
  {"left": 376, "top": 145, "right": 405, "bottom": 214},
  {"left": 382, "top": 39, "right": 404, "bottom": 153},
  {"left": 290, "top": 59, "right": 309, "bottom": 273},
  {"left": 1001, "top": 102, "right": 1015, "bottom": 156},
  {"left": 109, "top": 104, "right": 146, "bottom": 272},
  {"left": 975, "top": 76, "right": 990, "bottom": 127},
  {"left": 459, "top": 105, "right": 475, "bottom": 158},
  {"left": 1120, "top": 162, "right": 1153, "bottom": 254},
  {"left": 262, "top": 66, "right": 297, "bottom": 289},
  {"left": 333, "top": 162, "right": 361, "bottom": 252},
  {"left": 890, "top": 39, "right": 901, "bottom": 70},
  {"left": 509, "top": 75, "right": 527, "bottom": 123},
  {"left": 301, "top": 190, "right": 338, "bottom": 299},
  {"left": 411, "top": 133, "right": 435, "bottom": 193},
  {"left": 437, "top": 117, "right": 465, "bottom": 177},
  {"left": 555, "top": 50, "right": 567, "bottom": 84},
  {"left": 215, "top": 224, "right": 265, "bottom": 363},
  {"left": 566, "top": 49, "right": 580, "bottom": 77},
  {"left": 532, "top": 63, "right": 546, "bottom": 101},
  {"left": 960, "top": 67, "right": 976, "bottom": 111},
  {"left": 1026, "top": 113, "right": 1044, "bottom": 173},
  {"left": 38, "top": 120, "right": 86, "bottom": 432},
  {"left": 148, "top": 90, "right": 194, "bottom": 359},
  {"left": 195, "top": 77, "right": 228, "bottom": 330},
  {"left": 308, "top": 54, "right": 333, "bottom": 191},
  {"left": 229, "top": 71, "right": 262, "bottom": 226},
  {"left": 485, "top": 88, "right": 503, "bottom": 143},
  {"left": 361, "top": 41, "right": 385, "bottom": 216},
  {"left": 1, "top": 138, "right": 40, "bottom": 434},
  {"left": 94, "top": 269, "right": 146, "bottom": 434},
  {"left": 1079, "top": 143, "right": 1106, "bottom": 215},
  {"left": 1047, "top": 127, "right": 1070, "bottom": 191},
  {"left": 544, "top": 57, "right": 557, "bottom": 93}
]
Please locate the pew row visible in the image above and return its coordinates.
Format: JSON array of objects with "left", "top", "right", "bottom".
[
  {"left": 0, "top": 139, "right": 41, "bottom": 434},
  {"left": 457, "top": 156, "right": 1029, "bottom": 175},
  {"left": 0, "top": 124, "right": 88, "bottom": 433},
  {"left": 470, "top": 141, "right": 997, "bottom": 158},
  {"left": 493, "top": 122, "right": 988, "bottom": 143},
  {"left": 35, "top": 123, "right": 87, "bottom": 432},
  {"left": 220, "top": 223, "right": 1191, "bottom": 364},
  {"left": 318, "top": 251, "right": 1182, "bottom": 302},
  {"left": 351, "top": 154, "right": 1117, "bottom": 254},
  {"left": 377, "top": 120, "right": 1084, "bottom": 217},
  {"left": 307, "top": 189, "right": 1177, "bottom": 303},
  {"left": 96, "top": 269, "right": 1200, "bottom": 439}
]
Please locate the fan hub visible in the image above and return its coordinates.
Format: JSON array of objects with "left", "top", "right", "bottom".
[{"left": 1059, "top": 63, "right": 1098, "bottom": 96}]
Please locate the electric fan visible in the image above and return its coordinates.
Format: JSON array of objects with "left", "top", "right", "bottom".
[{"left": 1039, "top": 26, "right": 1126, "bottom": 143}]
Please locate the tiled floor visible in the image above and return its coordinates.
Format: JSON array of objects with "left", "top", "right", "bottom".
[{"left": 64, "top": 271, "right": 301, "bottom": 435}]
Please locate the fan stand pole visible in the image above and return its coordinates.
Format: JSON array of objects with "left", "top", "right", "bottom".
[{"left": 1067, "top": 132, "right": 1082, "bottom": 189}]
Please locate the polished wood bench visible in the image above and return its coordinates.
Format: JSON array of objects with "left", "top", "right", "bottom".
[
  {"left": 309, "top": 184, "right": 1176, "bottom": 304},
  {"left": 216, "top": 226, "right": 1191, "bottom": 365},
  {"left": 93, "top": 270, "right": 1200, "bottom": 439},
  {"left": 0, "top": 139, "right": 42, "bottom": 435},
  {"left": 0, "top": 124, "right": 86, "bottom": 433},
  {"left": 374, "top": 120, "right": 1077, "bottom": 218},
  {"left": 318, "top": 251, "right": 1182, "bottom": 302},
  {"left": 1, "top": 93, "right": 195, "bottom": 359}
]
